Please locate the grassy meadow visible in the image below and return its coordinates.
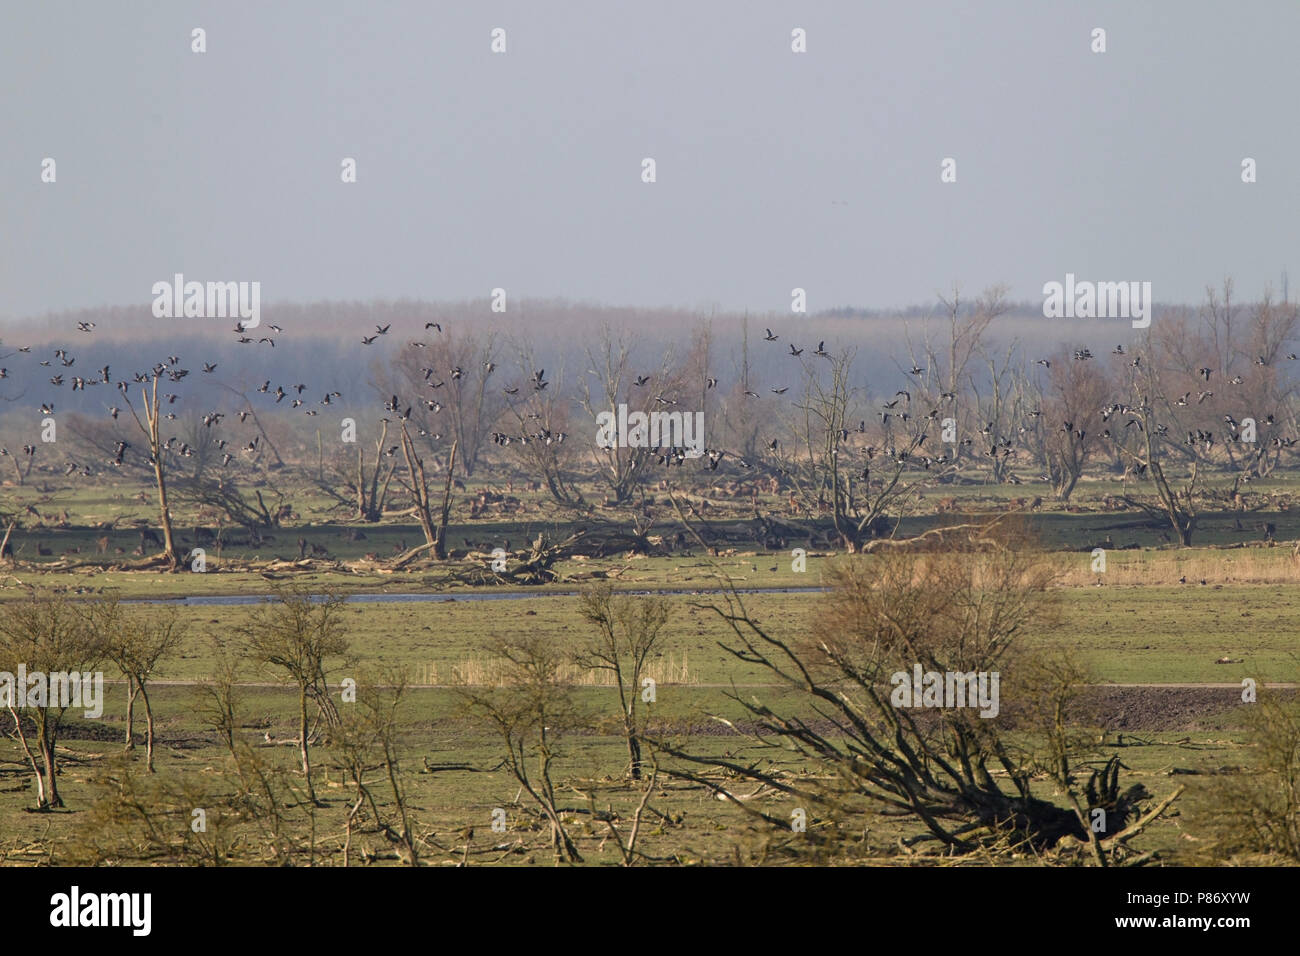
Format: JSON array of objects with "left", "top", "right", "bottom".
[{"left": 0, "top": 473, "right": 1295, "bottom": 867}]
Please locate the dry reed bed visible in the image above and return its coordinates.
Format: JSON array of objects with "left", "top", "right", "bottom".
[{"left": 408, "top": 651, "right": 695, "bottom": 687}]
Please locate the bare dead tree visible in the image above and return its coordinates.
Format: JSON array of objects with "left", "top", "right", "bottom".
[
  {"left": 775, "top": 348, "right": 948, "bottom": 550},
  {"left": 0, "top": 516, "right": 15, "bottom": 563},
  {"left": 1118, "top": 358, "right": 1200, "bottom": 546},
  {"left": 0, "top": 597, "right": 105, "bottom": 809},
  {"left": 331, "top": 668, "right": 420, "bottom": 866},
  {"left": 905, "top": 284, "right": 1009, "bottom": 466},
  {"left": 1037, "top": 347, "right": 1113, "bottom": 500},
  {"left": 1198, "top": 689, "right": 1300, "bottom": 862},
  {"left": 216, "top": 382, "right": 286, "bottom": 469},
  {"left": 119, "top": 373, "right": 182, "bottom": 570},
  {"left": 457, "top": 635, "right": 584, "bottom": 863},
  {"left": 718, "top": 313, "right": 764, "bottom": 464},
  {"left": 653, "top": 519, "right": 1181, "bottom": 862},
  {"left": 243, "top": 588, "right": 350, "bottom": 806},
  {"left": 579, "top": 325, "right": 689, "bottom": 505},
  {"left": 318, "top": 419, "right": 399, "bottom": 522},
  {"left": 576, "top": 584, "right": 669, "bottom": 780},
  {"left": 971, "top": 340, "right": 1032, "bottom": 485},
  {"left": 499, "top": 337, "right": 585, "bottom": 507},
  {"left": 73, "top": 643, "right": 319, "bottom": 866},
  {"left": 571, "top": 755, "right": 662, "bottom": 866},
  {"left": 97, "top": 602, "right": 181, "bottom": 772},
  {"left": 394, "top": 422, "right": 458, "bottom": 563},
  {"left": 396, "top": 419, "right": 437, "bottom": 552},
  {"left": 391, "top": 330, "right": 505, "bottom": 478}
]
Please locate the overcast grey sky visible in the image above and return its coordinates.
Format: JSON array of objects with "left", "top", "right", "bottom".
[{"left": 2, "top": 1, "right": 1297, "bottom": 322}]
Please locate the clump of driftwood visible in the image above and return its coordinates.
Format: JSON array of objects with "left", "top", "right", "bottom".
[
  {"left": 372, "top": 530, "right": 589, "bottom": 586},
  {"left": 467, "top": 530, "right": 586, "bottom": 585}
]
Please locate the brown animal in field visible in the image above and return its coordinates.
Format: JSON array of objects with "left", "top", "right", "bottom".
[
  {"left": 936, "top": 496, "right": 958, "bottom": 513},
  {"left": 96, "top": 535, "right": 109, "bottom": 554},
  {"left": 299, "top": 537, "right": 331, "bottom": 559}
]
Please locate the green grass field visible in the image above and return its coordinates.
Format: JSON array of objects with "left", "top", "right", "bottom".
[{"left": 0, "top": 476, "right": 1296, "bottom": 866}]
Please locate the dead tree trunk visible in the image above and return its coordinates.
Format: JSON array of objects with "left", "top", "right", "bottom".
[
  {"left": 124, "top": 680, "right": 139, "bottom": 750},
  {"left": 398, "top": 422, "right": 437, "bottom": 547},
  {"left": 139, "top": 683, "right": 157, "bottom": 772},
  {"left": 127, "top": 377, "right": 181, "bottom": 571},
  {"left": 355, "top": 420, "right": 397, "bottom": 522},
  {"left": 434, "top": 441, "right": 458, "bottom": 560},
  {"left": 0, "top": 519, "right": 14, "bottom": 563}
]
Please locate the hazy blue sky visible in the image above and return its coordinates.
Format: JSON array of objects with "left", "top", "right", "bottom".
[{"left": 3, "top": 1, "right": 1297, "bottom": 321}]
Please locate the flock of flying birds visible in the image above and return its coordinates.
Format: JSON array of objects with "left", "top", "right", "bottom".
[
  {"left": 0, "top": 315, "right": 1294, "bottom": 485},
  {"left": 0, "top": 317, "right": 560, "bottom": 478},
  {"left": 0, "top": 319, "right": 313, "bottom": 477},
  {"left": 1030, "top": 343, "right": 1299, "bottom": 466}
]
